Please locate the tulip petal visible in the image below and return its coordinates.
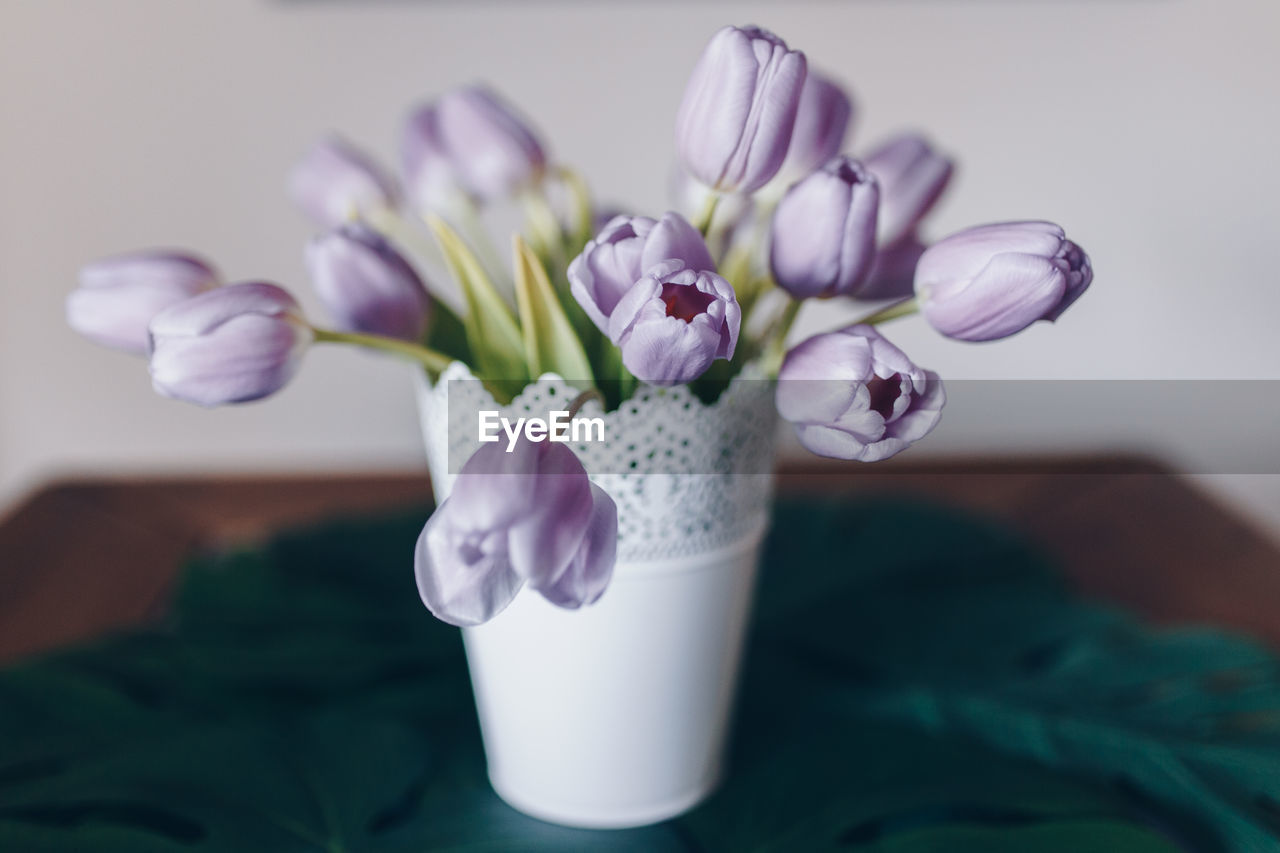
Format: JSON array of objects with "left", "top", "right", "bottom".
[
  {"left": 149, "top": 282, "right": 301, "bottom": 340},
  {"left": 923, "top": 252, "right": 1068, "bottom": 342},
  {"left": 415, "top": 505, "right": 524, "bottom": 627},
  {"left": 534, "top": 484, "right": 618, "bottom": 609},
  {"left": 150, "top": 312, "right": 310, "bottom": 406},
  {"left": 306, "top": 225, "right": 431, "bottom": 342}
]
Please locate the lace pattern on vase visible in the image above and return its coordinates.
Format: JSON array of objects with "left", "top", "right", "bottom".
[{"left": 417, "top": 363, "right": 778, "bottom": 562}]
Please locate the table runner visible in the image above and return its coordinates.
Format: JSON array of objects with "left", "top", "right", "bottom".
[{"left": 2, "top": 497, "right": 1276, "bottom": 851}]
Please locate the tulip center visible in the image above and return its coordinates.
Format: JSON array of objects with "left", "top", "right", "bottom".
[
  {"left": 866, "top": 374, "right": 903, "bottom": 420},
  {"left": 660, "top": 283, "right": 715, "bottom": 323}
]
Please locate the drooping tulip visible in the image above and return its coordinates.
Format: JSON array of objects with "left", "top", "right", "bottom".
[
  {"left": 606, "top": 259, "right": 739, "bottom": 386},
  {"left": 862, "top": 133, "right": 954, "bottom": 248},
  {"left": 288, "top": 136, "right": 399, "bottom": 229},
  {"left": 415, "top": 438, "right": 617, "bottom": 626},
  {"left": 305, "top": 224, "right": 431, "bottom": 342},
  {"left": 402, "top": 85, "right": 546, "bottom": 208},
  {"left": 68, "top": 251, "right": 220, "bottom": 354},
  {"left": 777, "top": 71, "right": 853, "bottom": 181},
  {"left": 769, "top": 156, "right": 879, "bottom": 299},
  {"left": 568, "top": 212, "right": 715, "bottom": 333},
  {"left": 148, "top": 282, "right": 312, "bottom": 406},
  {"left": 916, "top": 221, "right": 1093, "bottom": 342},
  {"left": 776, "top": 324, "right": 944, "bottom": 462},
  {"left": 675, "top": 25, "right": 808, "bottom": 194}
]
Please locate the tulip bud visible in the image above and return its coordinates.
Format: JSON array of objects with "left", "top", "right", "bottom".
[
  {"left": 778, "top": 71, "right": 854, "bottom": 181},
  {"left": 568, "top": 212, "right": 716, "bottom": 333},
  {"left": 862, "top": 133, "right": 953, "bottom": 249},
  {"left": 606, "top": 260, "right": 739, "bottom": 386},
  {"left": 148, "top": 282, "right": 312, "bottom": 406},
  {"left": 676, "top": 25, "right": 808, "bottom": 194},
  {"left": 400, "top": 104, "right": 464, "bottom": 213},
  {"left": 305, "top": 224, "right": 432, "bottom": 342},
  {"left": 859, "top": 237, "right": 926, "bottom": 301},
  {"left": 415, "top": 438, "right": 618, "bottom": 626},
  {"left": 288, "top": 136, "right": 399, "bottom": 229},
  {"left": 916, "top": 221, "right": 1093, "bottom": 342},
  {"left": 402, "top": 85, "right": 546, "bottom": 208},
  {"left": 68, "top": 251, "right": 219, "bottom": 354},
  {"left": 776, "top": 324, "right": 944, "bottom": 462},
  {"left": 769, "top": 156, "right": 879, "bottom": 299}
]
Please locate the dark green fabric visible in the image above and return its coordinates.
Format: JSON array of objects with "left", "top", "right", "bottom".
[{"left": 1, "top": 497, "right": 1276, "bottom": 851}]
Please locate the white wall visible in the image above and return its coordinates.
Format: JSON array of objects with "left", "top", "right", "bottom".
[{"left": 2, "top": 1, "right": 1278, "bottom": 530}]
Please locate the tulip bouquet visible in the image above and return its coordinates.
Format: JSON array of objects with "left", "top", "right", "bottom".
[{"left": 68, "top": 24, "right": 1092, "bottom": 630}]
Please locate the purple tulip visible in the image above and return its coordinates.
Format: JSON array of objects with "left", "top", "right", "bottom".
[
  {"left": 778, "top": 71, "right": 854, "bottom": 180},
  {"left": 859, "top": 237, "right": 927, "bottom": 301},
  {"left": 776, "top": 324, "right": 944, "bottom": 462},
  {"left": 863, "top": 133, "right": 953, "bottom": 248},
  {"left": 68, "top": 251, "right": 219, "bottom": 354},
  {"left": 770, "top": 156, "right": 879, "bottom": 299},
  {"left": 415, "top": 438, "right": 618, "bottom": 626},
  {"left": 148, "top": 282, "right": 312, "bottom": 406},
  {"left": 606, "top": 259, "right": 739, "bottom": 386},
  {"left": 288, "top": 136, "right": 399, "bottom": 229},
  {"left": 400, "top": 105, "right": 462, "bottom": 213},
  {"left": 916, "top": 221, "right": 1093, "bottom": 342},
  {"left": 568, "top": 212, "right": 716, "bottom": 333},
  {"left": 675, "top": 25, "right": 808, "bottom": 194},
  {"left": 402, "top": 85, "right": 546, "bottom": 207},
  {"left": 305, "top": 224, "right": 431, "bottom": 342}
]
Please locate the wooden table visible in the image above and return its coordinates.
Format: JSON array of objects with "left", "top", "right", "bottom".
[{"left": 1, "top": 456, "right": 1278, "bottom": 664}]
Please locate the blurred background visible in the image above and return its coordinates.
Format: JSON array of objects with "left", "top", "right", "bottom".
[{"left": 1, "top": 0, "right": 1277, "bottom": 531}]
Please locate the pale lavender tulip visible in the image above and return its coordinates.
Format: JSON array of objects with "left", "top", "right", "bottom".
[
  {"left": 289, "top": 136, "right": 399, "bottom": 229},
  {"left": 776, "top": 324, "right": 944, "bottom": 462},
  {"left": 148, "top": 282, "right": 312, "bottom": 406},
  {"left": 676, "top": 25, "right": 808, "bottom": 194},
  {"left": 859, "top": 237, "right": 927, "bottom": 301},
  {"left": 778, "top": 71, "right": 854, "bottom": 180},
  {"left": 305, "top": 224, "right": 431, "bottom": 342},
  {"left": 68, "top": 251, "right": 219, "bottom": 354},
  {"left": 770, "top": 156, "right": 879, "bottom": 299},
  {"left": 402, "top": 85, "right": 546, "bottom": 207},
  {"left": 415, "top": 439, "right": 617, "bottom": 626},
  {"left": 568, "top": 212, "right": 716, "bottom": 333},
  {"left": 607, "top": 260, "right": 739, "bottom": 386},
  {"left": 863, "top": 133, "right": 953, "bottom": 248},
  {"left": 400, "top": 104, "right": 463, "bottom": 213},
  {"left": 916, "top": 221, "right": 1093, "bottom": 342}
]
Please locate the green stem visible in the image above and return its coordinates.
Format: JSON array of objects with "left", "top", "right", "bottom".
[
  {"left": 763, "top": 298, "right": 803, "bottom": 375},
  {"left": 555, "top": 165, "right": 594, "bottom": 251},
  {"left": 859, "top": 297, "right": 919, "bottom": 326},
  {"left": 452, "top": 196, "right": 511, "bottom": 294},
  {"left": 312, "top": 327, "right": 453, "bottom": 374},
  {"left": 520, "top": 188, "right": 566, "bottom": 269},
  {"left": 692, "top": 191, "right": 720, "bottom": 237}
]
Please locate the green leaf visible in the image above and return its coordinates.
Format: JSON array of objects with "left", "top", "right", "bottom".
[
  {"left": 511, "top": 235, "right": 593, "bottom": 385},
  {"left": 425, "top": 215, "right": 527, "bottom": 397},
  {"left": 423, "top": 300, "right": 470, "bottom": 374}
]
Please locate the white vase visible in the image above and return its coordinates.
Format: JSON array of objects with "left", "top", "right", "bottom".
[{"left": 417, "top": 364, "right": 777, "bottom": 828}]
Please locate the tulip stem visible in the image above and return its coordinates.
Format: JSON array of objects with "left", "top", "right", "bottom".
[
  {"left": 693, "top": 191, "right": 721, "bottom": 237},
  {"left": 556, "top": 166, "right": 594, "bottom": 251},
  {"left": 763, "top": 298, "right": 803, "bottom": 375},
  {"left": 860, "top": 297, "right": 919, "bottom": 326},
  {"left": 312, "top": 327, "right": 453, "bottom": 374},
  {"left": 566, "top": 388, "right": 604, "bottom": 418}
]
